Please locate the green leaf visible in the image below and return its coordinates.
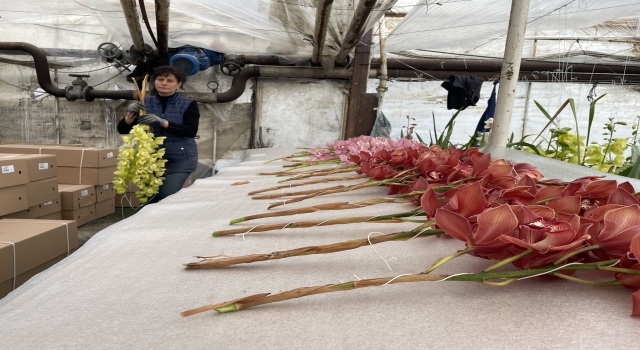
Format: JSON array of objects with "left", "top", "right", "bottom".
[
  {"left": 568, "top": 98, "right": 581, "bottom": 165},
  {"left": 626, "top": 145, "right": 640, "bottom": 179},
  {"left": 438, "top": 108, "right": 463, "bottom": 147},
  {"left": 534, "top": 100, "right": 553, "bottom": 121},
  {"left": 586, "top": 93, "right": 607, "bottom": 147},
  {"left": 532, "top": 99, "right": 570, "bottom": 144},
  {"left": 506, "top": 141, "right": 542, "bottom": 156},
  {"left": 415, "top": 132, "right": 425, "bottom": 144}
]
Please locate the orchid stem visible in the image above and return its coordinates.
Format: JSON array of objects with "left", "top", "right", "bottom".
[
  {"left": 530, "top": 198, "right": 557, "bottom": 205},
  {"left": 482, "top": 277, "right": 518, "bottom": 286},
  {"left": 423, "top": 246, "right": 475, "bottom": 274},
  {"left": 598, "top": 265, "right": 640, "bottom": 275},
  {"left": 484, "top": 249, "right": 533, "bottom": 272},
  {"left": 553, "top": 244, "right": 602, "bottom": 265},
  {"left": 551, "top": 273, "right": 621, "bottom": 286}
]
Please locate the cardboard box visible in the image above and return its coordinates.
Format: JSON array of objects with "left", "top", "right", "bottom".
[
  {"left": 58, "top": 166, "right": 117, "bottom": 186},
  {"left": 0, "top": 154, "right": 28, "bottom": 189},
  {"left": 0, "top": 185, "right": 29, "bottom": 216},
  {"left": 26, "top": 177, "right": 59, "bottom": 206},
  {"left": 0, "top": 145, "right": 118, "bottom": 168},
  {"left": 115, "top": 193, "right": 141, "bottom": 208},
  {"left": 0, "top": 253, "right": 66, "bottom": 299},
  {"left": 0, "top": 153, "right": 56, "bottom": 183},
  {"left": 61, "top": 204, "right": 95, "bottom": 226},
  {"left": 22, "top": 154, "right": 57, "bottom": 182},
  {"left": 95, "top": 183, "right": 116, "bottom": 202},
  {"left": 37, "top": 212, "right": 62, "bottom": 220},
  {"left": 0, "top": 219, "right": 78, "bottom": 298},
  {"left": 0, "top": 194, "right": 62, "bottom": 220},
  {"left": 59, "top": 184, "right": 96, "bottom": 210},
  {"left": 95, "top": 198, "right": 115, "bottom": 219}
]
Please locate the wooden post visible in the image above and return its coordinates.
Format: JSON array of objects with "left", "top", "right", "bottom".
[{"left": 344, "top": 29, "right": 374, "bottom": 139}]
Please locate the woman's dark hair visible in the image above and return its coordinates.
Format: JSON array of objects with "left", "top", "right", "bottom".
[{"left": 151, "top": 65, "right": 187, "bottom": 85}]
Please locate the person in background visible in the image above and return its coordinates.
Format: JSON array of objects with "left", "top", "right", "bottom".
[{"left": 118, "top": 66, "right": 200, "bottom": 202}]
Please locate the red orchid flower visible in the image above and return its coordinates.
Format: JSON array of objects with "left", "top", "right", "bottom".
[
  {"left": 593, "top": 205, "right": 640, "bottom": 259},
  {"left": 500, "top": 209, "right": 588, "bottom": 254},
  {"left": 435, "top": 205, "right": 518, "bottom": 259},
  {"left": 608, "top": 188, "right": 640, "bottom": 206},
  {"left": 444, "top": 182, "right": 486, "bottom": 218},
  {"left": 546, "top": 196, "right": 582, "bottom": 215},
  {"left": 513, "top": 163, "right": 544, "bottom": 181},
  {"left": 532, "top": 185, "right": 564, "bottom": 203},
  {"left": 420, "top": 188, "right": 441, "bottom": 217}
]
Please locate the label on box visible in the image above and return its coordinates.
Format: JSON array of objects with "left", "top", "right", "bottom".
[
  {"left": 103, "top": 184, "right": 110, "bottom": 189},
  {"left": 106, "top": 152, "right": 114, "bottom": 158},
  {"left": 1, "top": 165, "right": 14, "bottom": 174},
  {"left": 44, "top": 201, "right": 53, "bottom": 205},
  {"left": 39, "top": 162, "right": 49, "bottom": 170},
  {"left": 81, "top": 190, "right": 89, "bottom": 197}
]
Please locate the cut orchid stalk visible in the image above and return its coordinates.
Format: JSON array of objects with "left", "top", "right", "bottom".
[
  {"left": 268, "top": 174, "right": 421, "bottom": 209},
  {"left": 213, "top": 214, "right": 415, "bottom": 237},
  {"left": 277, "top": 166, "right": 362, "bottom": 182},
  {"left": 247, "top": 175, "right": 367, "bottom": 195},
  {"left": 251, "top": 180, "right": 374, "bottom": 199},
  {"left": 180, "top": 260, "right": 620, "bottom": 316},
  {"left": 263, "top": 152, "right": 312, "bottom": 164},
  {"left": 185, "top": 224, "right": 440, "bottom": 269},
  {"left": 251, "top": 185, "right": 350, "bottom": 199},
  {"left": 258, "top": 165, "right": 358, "bottom": 176},
  {"left": 229, "top": 198, "right": 409, "bottom": 225}
]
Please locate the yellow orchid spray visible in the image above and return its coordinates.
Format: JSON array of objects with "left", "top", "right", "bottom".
[{"left": 113, "top": 124, "right": 167, "bottom": 203}]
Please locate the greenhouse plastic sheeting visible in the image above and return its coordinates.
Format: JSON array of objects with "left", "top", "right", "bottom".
[
  {"left": 387, "top": 0, "right": 640, "bottom": 57},
  {"left": 1, "top": 0, "right": 395, "bottom": 64},
  {"left": 0, "top": 147, "right": 640, "bottom": 349}
]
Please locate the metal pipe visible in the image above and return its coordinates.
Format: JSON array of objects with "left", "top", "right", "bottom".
[
  {"left": 119, "top": 0, "right": 146, "bottom": 52},
  {"left": 0, "top": 42, "right": 66, "bottom": 97},
  {"left": 155, "top": 0, "right": 171, "bottom": 64},
  {"left": 525, "top": 36, "right": 640, "bottom": 43},
  {"left": 375, "top": 68, "right": 640, "bottom": 83},
  {"left": 370, "top": 58, "right": 640, "bottom": 75},
  {"left": 54, "top": 69, "right": 61, "bottom": 144},
  {"left": 335, "top": 0, "right": 377, "bottom": 63},
  {"left": 490, "top": 0, "right": 530, "bottom": 148},
  {"left": 312, "top": 0, "right": 334, "bottom": 65}
]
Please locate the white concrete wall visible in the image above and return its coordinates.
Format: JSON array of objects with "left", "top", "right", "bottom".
[{"left": 254, "top": 78, "right": 348, "bottom": 148}]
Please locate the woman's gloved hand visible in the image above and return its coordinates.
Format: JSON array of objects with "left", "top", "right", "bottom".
[
  {"left": 138, "top": 113, "right": 166, "bottom": 125},
  {"left": 127, "top": 101, "right": 146, "bottom": 115}
]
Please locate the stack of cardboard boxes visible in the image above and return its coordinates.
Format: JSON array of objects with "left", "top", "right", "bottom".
[
  {"left": 0, "top": 219, "right": 78, "bottom": 299},
  {"left": 0, "top": 145, "right": 118, "bottom": 225},
  {"left": 0, "top": 153, "right": 60, "bottom": 220}
]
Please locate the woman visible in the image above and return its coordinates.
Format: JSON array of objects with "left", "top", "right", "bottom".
[{"left": 118, "top": 66, "right": 200, "bottom": 202}]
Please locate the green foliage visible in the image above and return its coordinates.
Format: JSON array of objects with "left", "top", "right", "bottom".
[{"left": 512, "top": 96, "right": 640, "bottom": 179}]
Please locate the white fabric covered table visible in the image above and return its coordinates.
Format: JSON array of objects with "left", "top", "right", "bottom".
[{"left": 0, "top": 147, "right": 639, "bottom": 349}]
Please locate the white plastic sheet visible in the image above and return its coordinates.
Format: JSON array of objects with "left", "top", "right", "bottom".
[
  {"left": 387, "top": 0, "right": 640, "bottom": 59},
  {"left": 1, "top": 0, "right": 394, "bottom": 64}
]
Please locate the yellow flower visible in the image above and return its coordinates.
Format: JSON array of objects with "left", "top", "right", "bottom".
[{"left": 610, "top": 138, "right": 628, "bottom": 156}]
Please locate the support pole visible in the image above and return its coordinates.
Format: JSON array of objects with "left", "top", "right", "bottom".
[
  {"left": 312, "top": 0, "right": 334, "bottom": 65},
  {"left": 335, "top": 0, "right": 377, "bottom": 64},
  {"left": 119, "top": 0, "right": 146, "bottom": 52},
  {"left": 521, "top": 35, "right": 537, "bottom": 139},
  {"left": 344, "top": 30, "right": 374, "bottom": 138},
  {"left": 155, "top": 0, "right": 171, "bottom": 64},
  {"left": 54, "top": 69, "right": 60, "bottom": 144},
  {"left": 376, "top": 18, "right": 388, "bottom": 111},
  {"left": 488, "top": 0, "right": 530, "bottom": 148}
]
